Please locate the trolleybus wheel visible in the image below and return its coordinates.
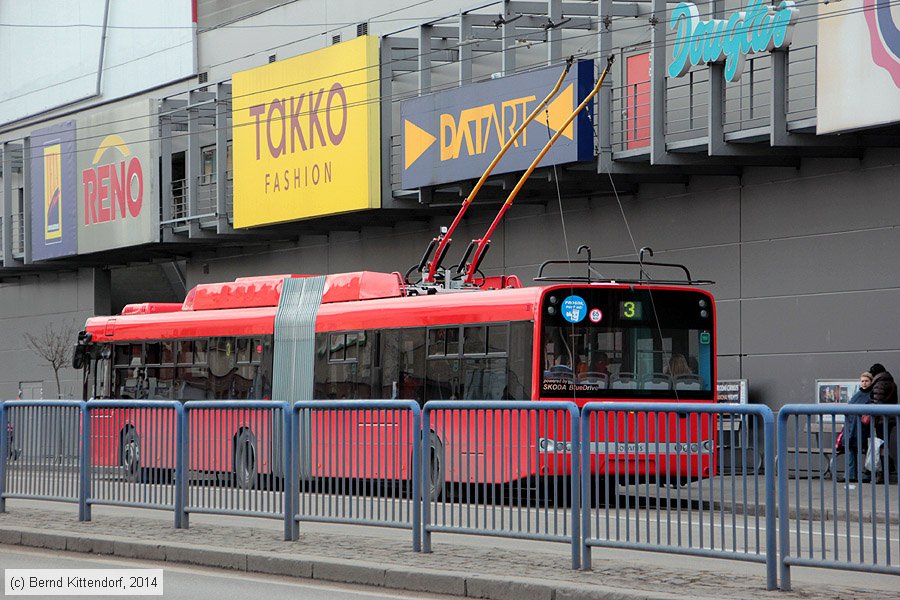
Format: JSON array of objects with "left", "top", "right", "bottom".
[
  {"left": 427, "top": 431, "right": 444, "bottom": 501},
  {"left": 234, "top": 429, "right": 258, "bottom": 490},
  {"left": 121, "top": 428, "right": 142, "bottom": 483}
]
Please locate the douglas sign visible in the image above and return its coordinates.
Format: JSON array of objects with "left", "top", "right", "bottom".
[{"left": 668, "top": 0, "right": 798, "bottom": 82}]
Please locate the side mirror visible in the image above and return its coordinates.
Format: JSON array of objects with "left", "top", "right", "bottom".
[
  {"left": 72, "top": 330, "right": 92, "bottom": 370},
  {"left": 72, "top": 344, "right": 86, "bottom": 370}
]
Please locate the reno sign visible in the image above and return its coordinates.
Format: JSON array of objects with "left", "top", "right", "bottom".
[
  {"left": 667, "top": 0, "right": 798, "bottom": 82},
  {"left": 76, "top": 99, "right": 158, "bottom": 254}
]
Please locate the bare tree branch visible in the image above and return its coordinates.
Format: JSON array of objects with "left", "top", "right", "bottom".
[{"left": 24, "top": 321, "right": 77, "bottom": 399}]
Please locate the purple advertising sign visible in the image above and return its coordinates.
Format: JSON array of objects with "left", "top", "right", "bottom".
[
  {"left": 30, "top": 120, "right": 78, "bottom": 260},
  {"left": 400, "top": 60, "right": 595, "bottom": 190}
]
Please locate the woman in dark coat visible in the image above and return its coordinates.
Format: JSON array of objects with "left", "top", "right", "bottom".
[
  {"left": 838, "top": 372, "right": 872, "bottom": 482},
  {"left": 865, "top": 363, "right": 898, "bottom": 481}
]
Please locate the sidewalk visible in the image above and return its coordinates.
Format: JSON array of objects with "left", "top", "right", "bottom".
[{"left": 0, "top": 503, "right": 895, "bottom": 600}]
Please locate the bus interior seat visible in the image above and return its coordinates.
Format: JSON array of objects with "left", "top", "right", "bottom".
[
  {"left": 609, "top": 373, "right": 637, "bottom": 389},
  {"left": 641, "top": 373, "right": 673, "bottom": 390},
  {"left": 578, "top": 372, "right": 608, "bottom": 388},
  {"left": 674, "top": 375, "right": 703, "bottom": 390},
  {"left": 544, "top": 365, "right": 575, "bottom": 382}
]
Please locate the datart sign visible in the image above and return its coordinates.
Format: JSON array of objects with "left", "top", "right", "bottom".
[
  {"left": 29, "top": 120, "right": 77, "bottom": 261},
  {"left": 817, "top": 0, "right": 900, "bottom": 133},
  {"left": 77, "top": 99, "right": 158, "bottom": 254},
  {"left": 232, "top": 36, "right": 381, "bottom": 228},
  {"left": 668, "top": 0, "right": 798, "bottom": 82},
  {"left": 400, "top": 61, "right": 594, "bottom": 190}
]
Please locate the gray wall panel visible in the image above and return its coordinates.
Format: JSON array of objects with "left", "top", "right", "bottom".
[
  {"left": 741, "top": 229, "right": 900, "bottom": 298},
  {"left": 715, "top": 300, "right": 741, "bottom": 357},
  {"left": 742, "top": 352, "right": 900, "bottom": 413},
  {"left": 0, "top": 271, "right": 92, "bottom": 399},
  {"left": 741, "top": 153, "right": 900, "bottom": 241},
  {"left": 741, "top": 289, "right": 900, "bottom": 355}
]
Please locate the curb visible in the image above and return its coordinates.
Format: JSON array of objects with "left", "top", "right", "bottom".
[{"left": 0, "top": 525, "right": 689, "bottom": 600}]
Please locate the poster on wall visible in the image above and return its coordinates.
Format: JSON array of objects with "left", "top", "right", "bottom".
[
  {"left": 76, "top": 99, "right": 158, "bottom": 254},
  {"left": 815, "top": 379, "right": 861, "bottom": 423},
  {"left": 231, "top": 36, "right": 381, "bottom": 228},
  {"left": 817, "top": 0, "right": 900, "bottom": 133},
  {"left": 29, "top": 121, "right": 78, "bottom": 261},
  {"left": 716, "top": 379, "right": 749, "bottom": 404}
]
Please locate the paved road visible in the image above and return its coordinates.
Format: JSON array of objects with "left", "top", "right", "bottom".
[
  {"left": 0, "top": 546, "right": 459, "bottom": 600},
  {"left": 2, "top": 498, "right": 899, "bottom": 600}
]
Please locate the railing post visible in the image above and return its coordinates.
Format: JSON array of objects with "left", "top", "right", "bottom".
[
  {"left": 289, "top": 403, "right": 300, "bottom": 541},
  {"left": 570, "top": 404, "right": 581, "bottom": 570},
  {"left": 0, "top": 402, "right": 7, "bottom": 514},
  {"left": 179, "top": 404, "right": 190, "bottom": 529},
  {"left": 79, "top": 401, "right": 90, "bottom": 522},
  {"left": 411, "top": 403, "right": 422, "bottom": 553},
  {"left": 761, "top": 406, "right": 777, "bottom": 591},
  {"left": 422, "top": 405, "right": 432, "bottom": 553},
  {"left": 282, "top": 402, "right": 293, "bottom": 541},
  {"left": 777, "top": 408, "right": 791, "bottom": 591},
  {"left": 174, "top": 403, "right": 185, "bottom": 529},
  {"left": 580, "top": 405, "right": 592, "bottom": 570}
]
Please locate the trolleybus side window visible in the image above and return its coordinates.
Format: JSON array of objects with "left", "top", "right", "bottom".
[
  {"left": 314, "top": 331, "right": 371, "bottom": 399},
  {"left": 426, "top": 324, "right": 516, "bottom": 401}
]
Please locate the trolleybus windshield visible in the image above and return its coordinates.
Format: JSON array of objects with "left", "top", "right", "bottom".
[{"left": 539, "top": 287, "right": 714, "bottom": 399}]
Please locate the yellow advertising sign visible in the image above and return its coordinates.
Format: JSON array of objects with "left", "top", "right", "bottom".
[{"left": 232, "top": 36, "right": 381, "bottom": 228}]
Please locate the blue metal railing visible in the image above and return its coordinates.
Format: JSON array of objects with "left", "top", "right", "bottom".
[
  {"left": 292, "top": 400, "right": 421, "bottom": 551},
  {"left": 778, "top": 404, "right": 900, "bottom": 590},
  {"left": 83, "top": 400, "right": 185, "bottom": 528},
  {"left": 579, "top": 402, "right": 777, "bottom": 590},
  {"left": 1, "top": 400, "right": 85, "bottom": 510},
  {"left": 182, "top": 400, "right": 292, "bottom": 539},
  {"left": 18, "top": 398, "right": 900, "bottom": 590},
  {"left": 422, "top": 401, "right": 581, "bottom": 568}
]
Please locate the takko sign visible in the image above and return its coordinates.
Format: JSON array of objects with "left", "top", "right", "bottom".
[
  {"left": 232, "top": 36, "right": 381, "bottom": 228},
  {"left": 667, "top": 0, "right": 799, "bottom": 82}
]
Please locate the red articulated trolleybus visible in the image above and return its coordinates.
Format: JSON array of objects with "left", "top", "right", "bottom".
[{"left": 72, "top": 55, "right": 718, "bottom": 496}]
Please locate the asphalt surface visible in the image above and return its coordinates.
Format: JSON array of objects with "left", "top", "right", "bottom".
[{"left": 1, "top": 546, "right": 461, "bottom": 600}]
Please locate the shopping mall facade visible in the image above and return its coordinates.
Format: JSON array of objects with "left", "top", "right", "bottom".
[{"left": 0, "top": 0, "right": 898, "bottom": 408}]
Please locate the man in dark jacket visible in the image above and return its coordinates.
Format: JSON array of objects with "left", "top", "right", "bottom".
[{"left": 867, "top": 364, "right": 898, "bottom": 482}]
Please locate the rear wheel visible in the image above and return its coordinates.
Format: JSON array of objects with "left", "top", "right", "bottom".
[
  {"left": 234, "top": 429, "right": 258, "bottom": 490},
  {"left": 427, "top": 431, "right": 444, "bottom": 501},
  {"left": 121, "top": 428, "right": 142, "bottom": 483}
]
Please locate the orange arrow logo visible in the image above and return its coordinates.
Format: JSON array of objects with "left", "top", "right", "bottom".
[
  {"left": 404, "top": 119, "right": 436, "bottom": 169},
  {"left": 543, "top": 83, "right": 574, "bottom": 140}
]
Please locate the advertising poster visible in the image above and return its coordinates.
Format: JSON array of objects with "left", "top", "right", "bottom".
[
  {"left": 76, "top": 99, "right": 158, "bottom": 254},
  {"left": 400, "top": 61, "right": 594, "bottom": 190},
  {"left": 29, "top": 120, "right": 78, "bottom": 261},
  {"left": 231, "top": 36, "right": 381, "bottom": 228},
  {"left": 817, "top": 0, "right": 900, "bottom": 133}
]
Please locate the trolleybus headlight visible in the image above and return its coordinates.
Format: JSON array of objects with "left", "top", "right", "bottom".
[
  {"left": 547, "top": 306, "right": 557, "bottom": 315},
  {"left": 699, "top": 299, "right": 707, "bottom": 308},
  {"left": 549, "top": 295, "right": 558, "bottom": 305},
  {"left": 700, "top": 309, "right": 708, "bottom": 318}
]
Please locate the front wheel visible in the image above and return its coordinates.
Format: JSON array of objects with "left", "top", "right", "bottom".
[{"left": 234, "top": 430, "right": 258, "bottom": 490}]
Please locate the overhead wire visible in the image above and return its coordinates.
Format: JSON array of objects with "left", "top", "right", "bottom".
[{"left": 5, "top": 0, "right": 890, "bottom": 161}]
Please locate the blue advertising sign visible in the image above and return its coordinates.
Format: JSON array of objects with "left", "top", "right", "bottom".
[
  {"left": 29, "top": 120, "right": 78, "bottom": 261},
  {"left": 667, "top": 0, "right": 798, "bottom": 82},
  {"left": 561, "top": 296, "right": 587, "bottom": 324},
  {"left": 400, "top": 60, "right": 594, "bottom": 190}
]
